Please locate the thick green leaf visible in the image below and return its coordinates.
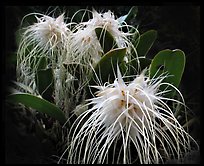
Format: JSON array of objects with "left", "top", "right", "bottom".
[
  {"left": 149, "top": 49, "right": 185, "bottom": 96},
  {"left": 35, "top": 68, "right": 54, "bottom": 102},
  {"left": 90, "top": 48, "right": 127, "bottom": 85},
  {"left": 128, "top": 57, "right": 152, "bottom": 75},
  {"left": 120, "top": 57, "right": 151, "bottom": 83},
  {"left": 119, "top": 61, "right": 128, "bottom": 77},
  {"left": 7, "top": 93, "right": 66, "bottom": 124},
  {"left": 118, "top": 6, "right": 138, "bottom": 24},
  {"left": 29, "top": 56, "right": 43, "bottom": 71},
  {"left": 136, "top": 30, "right": 157, "bottom": 57},
  {"left": 132, "top": 31, "right": 140, "bottom": 48},
  {"left": 95, "top": 27, "right": 117, "bottom": 54},
  {"left": 37, "top": 56, "right": 47, "bottom": 70}
]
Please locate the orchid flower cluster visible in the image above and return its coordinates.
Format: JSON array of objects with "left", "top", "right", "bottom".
[{"left": 10, "top": 7, "right": 199, "bottom": 164}]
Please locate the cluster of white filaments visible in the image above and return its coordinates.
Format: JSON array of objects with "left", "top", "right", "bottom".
[
  {"left": 64, "top": 67, "right": 198, "bottom": 164},
  {"left": 16, "top": 13, "right": 70, "bottom": 91},
  {"left": 69, "top": 25, "right": 103, "bottom": 65},
  {"left": 86, "top": 10, "right": 134, "bottom": 49},
  {"left": 68, "top": 9, "right": 136, "bottom": 66},
  {"left": 22, "top": 13, "right": 69, "bottom": 50}
]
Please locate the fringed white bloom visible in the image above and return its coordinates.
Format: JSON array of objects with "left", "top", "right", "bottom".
[
  {"left": 69, "top": 26, "right": 103, "bottom": 65},
  {"left": 85, "top": 9, "right": 134, "bottom": 50},
  {"left": 20, "top": 13, "right": 69, "bottom": 52},
  {"left": 68, "top": 9, "right": 137, "bottom": 66},
  {"left": 64, "top": 67, "right": 198, "bottom": 164},
  {"left": 16, "top": 13, "right": 70, "bottom": 92}
]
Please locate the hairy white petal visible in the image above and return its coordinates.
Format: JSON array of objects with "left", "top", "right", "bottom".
[
  {"left": 17, "top": 13, "right": 70, "bottom": 88},
  {"left": 65, "top": 68, "right": 198, "bottom": 164}
]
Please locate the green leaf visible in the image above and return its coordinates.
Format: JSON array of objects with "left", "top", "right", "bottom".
[
  {"left": 119, "top": 61, "right": 128, "bottom": 77},
  {"left": 35, "top": 68, "right": 54, "bottom": 102},
  {"left": 95, "top": 27, "right": 117, "bottom": 54},
  {"left": 149, "top": 49, "right": 185, "bottom": 97},
  {"left": 132, "top": 30, "right": 140, "bottom": 47},
  {"left": 128, "top": 57, "right": 152, "bottom": 75},
  {"left": 90, "top": 48, "right": 127, "bottom": 85},
  {"left": 120, "top": 57, "right": 151, "bottom": 83},
  {"left": 37, "top": 56, "right": 47, "bottom": 70},
  {"left": 29, "top": 56, "right": 47, "bottom": 72},
  {"left": 136, "top": 30, "right": 157, "bottom": 57},
  {"left": 7, "top": 93, "right": 66, "bottom": 124},
  {"left": 118, "top": 6, "right": 138, "bottom": 24}
]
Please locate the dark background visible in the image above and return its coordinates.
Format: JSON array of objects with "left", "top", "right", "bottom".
[{"left": 3, "top": 6, "right": 200, "bottom": 163}]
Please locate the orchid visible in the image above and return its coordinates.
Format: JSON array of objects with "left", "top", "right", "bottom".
[
  {"left": 16, "top": 13, "right": 70, "bottom": 90},
  {"left": 67, "top": 9, "right": 137, "bottom": 67},
  {"left": 64, "top": 66, "right": 198, "bottom": 164}
]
